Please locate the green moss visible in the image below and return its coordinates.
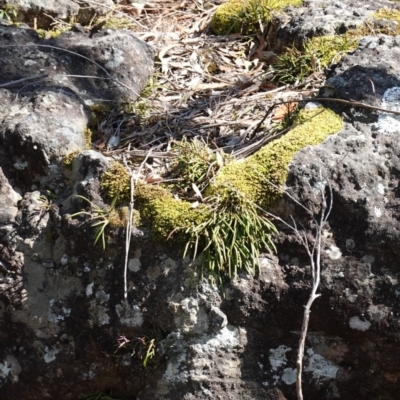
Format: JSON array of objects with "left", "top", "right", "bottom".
[
  {"left": 63, "top": 150, "right": 81, "bottom": 170},
  {"left": 275, "top": 34, "right": 359, "bottom": 84},
  {"left": 108, "top": 207, "right": 140, "bottom": 228},
  {"left": 373, "top": 8, "right": 400, "bottom": 24},
  {"left": 102, "top": 16, "right": 135, "bottom": 30},
  {"left": 83, "top": 128, "right": 93, "bottom": 149},
  {"left": 100, "top": 162, "right": 131, "bottom": 202},
  {"left": 208, "top": 107, "right": 343, "bottom": 208},
  {"left": 210, "top": 0, "right": 303, "bottom": 35},
  {"left": 135, "top": 184, "right": 209, "bottom": 241},
  {"left": 36, "top": 29, "right": 63, "bottom": 39}
]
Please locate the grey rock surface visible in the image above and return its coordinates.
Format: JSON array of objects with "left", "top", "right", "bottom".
[
  {"left": 274, "top": 0, "right": 400, "bottom": 49},
  {"left": 0, "top": 25, "right": 155, "bottom": 103},
  {"left": 0, "top": 0, "right": 113, "bottom": 28},
  {"left": 2, "top": 1, "right": 400, "bottom": 400},
  {"left": 0, "top": 88, "right": 88, "bottom": 190}
]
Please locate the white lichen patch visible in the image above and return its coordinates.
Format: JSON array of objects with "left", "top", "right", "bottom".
[
  {"left": 349, "top": 316, "right": 371, "bottom": 331},
  {"left": 269, "top": 345, "right": 291, "bottom": 371},
  {"left": 282, "top": 367, "right": 297, "bottom": 385},
  {"left": 128, "top": 258, "right": 141, "bottom": 272},
  {"left": 0, "top": 361, "right": 11, "bottom": 379},
  {"left": 44, "top": 346, "right": 59, "bottom": 363},
  {"left": 195, "top": 325, "right": 241, "bottom": 350},
  {"left": 86, "top": 283, "right": 94, "bottom": 297},
  {"left": 3, "top": 355, "right": 21, "bottom": 382},
  {"left": 326, "top": 245, "right": 342, "bottom": 260},
  {"left": 47, "top": 299, "right": 71, "bottom": 324},
  {"left": 377, "top": 183, "right": 385, "bottom": 195},
  {"left": 115, "top": 303, "right": 143, "bottom": 327},
  {"left": 374, "top": 206, "right": 382, "bottom": 218},
  {"left": 172, "top": 298, "right": 209, "bottom": 334},
  {"left": 373, "top": 87, "right": 400, "bottom": 133},
  {"left": 305, "top": 348, "right": 339, "bottom": 380}
]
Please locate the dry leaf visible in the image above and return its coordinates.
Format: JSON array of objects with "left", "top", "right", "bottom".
[
  {"left": 271, "top": 102, "right": 298, "bottom": 122},
  {"left": 216, "top": 150, "right": 224, "bottom": 168},
  {"left": 192, "top": 183, "right": 203, "bottom": 200},
  {"left": 145, "top": 175, "right": 163, "bottom": 184}
]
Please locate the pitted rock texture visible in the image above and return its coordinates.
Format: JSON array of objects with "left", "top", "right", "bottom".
[
  {"left": 274, "top": 0, "right": 400, "bottom": 49},
  {"left": 3, "top": 1, "right": 400, "bottom": 400}
]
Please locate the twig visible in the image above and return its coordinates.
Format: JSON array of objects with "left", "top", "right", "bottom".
[
  {"left": 0, "top": 44, "right": 139, "bottom": 97},
  {"left": 0, "top": 74, "right": 48, "bottom": 88},
  {"left": 122, "top": 149, "right": 153, "bottom": 300},
  {"left": 255, "top": 171, "right": 331, "bottom": 400}
]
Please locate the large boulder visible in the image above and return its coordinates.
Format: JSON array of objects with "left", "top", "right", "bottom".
[{"left": 0, "top": 25, "right": 155, "bottom": 103}]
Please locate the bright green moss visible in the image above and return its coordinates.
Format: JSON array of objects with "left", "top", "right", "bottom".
[
  {"left": 208, "top": 107, "right": 343, "bottom": 208},
  {"left": 36, "top": 29, "right": 63, "bottom": 39},
  {"left": 63, "top": 150, "right": 81, "bottom": 170},
  {"left": 210, "top": 0, "right": 303, "bottom": 35},
  {"left": 135, "top": 184, "right": 209, "bottom": 241},
  {"left": 100, "top": 162, "right": 131, "bottom": 202},
  {"left": 84, "top": 128, "right": 93, "bottom": 149}
]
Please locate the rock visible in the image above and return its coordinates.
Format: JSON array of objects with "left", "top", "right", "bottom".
[
  {"left": 0, "top": 88, "right": 88, "bottom": 190},
  {"left": 0, "top": 167, "right": 21, "bottom": 225},
  {"left": 0, "top": 25, "right": 155, "bottom": 103},
  {"left": 0, "top": 0, "right": 113, "bottom": 28},
  {"left": 3, "top": 1, "right": 400, "bottom": 400},
  {"left": 273, "top": 0, "right": 400, "bottom": 49}
]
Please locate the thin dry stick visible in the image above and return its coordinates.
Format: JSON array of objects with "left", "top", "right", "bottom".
[
  {"left": 0, "top": 44, "right": 139, "bottom": 97},
  {"left": 255, "top": 171, "right": 331, "bottom": 400},
  {"left": 122, "top": 150, "right": 153, "bottom": 300},
  {"left": 0, "top": 74, "right": 48, "bottom": 88}
]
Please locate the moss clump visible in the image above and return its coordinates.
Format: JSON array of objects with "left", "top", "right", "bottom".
[
  {"left": 108, "top": 207, "right": 141, "bottom": 228},
  {"left": 102, "top": 16, "right": 135, "bottom": 30},
  {"left": 135, "top": 183, "right": 209, "bottom": 241},
  {"left": 275, "top": 34, "right": 359, "bottom": 84},
  {"left": 208, "top": 107, "right": 343, "bottom": 208},
  {"left": 170, "top": 138, "right": 230, "bottom": 196},
  {"left": 36, "top": 29, "right": 63, "bottom": 39},
  {"left": 100, "top": 162, "right": 131, "bottom": 202},
  {"left": 210, "top": 0, "right": 303, "bottom": 35},
  {"left": 84, "top": 128, "right": 93, "bottom": 149},
  {"left": 89, "top": 104, "right": 113, "bottom": 129},
  {"left": 63, "top": 150, "right": 81, "bottom": 170}
]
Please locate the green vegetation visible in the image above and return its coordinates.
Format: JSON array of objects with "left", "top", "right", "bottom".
[
  {"left": 184, "top": 188, "right": 277, "bottom": 284},
  {"left": 135, "top": 183, "right": 208, "bottom": 241},
  {"left": 36, "top": 29, "right": 63, "bottom": 39},
  {"left": 100, "top": 162, "right": 131, "bottom": 203},
  {"left": 170, "top": 138, "right": 230, "bottom": 196},
  {"left": 85, "top": 391, "right": 122, "bottom": 400},
  {"left": 210, "top": 0, "right": 303, "bottom": 35},
  {"left": 208, "top": 107, "right": 343, "bottom": 208},
  {"left": 63, "top": 150, "right": 81, "bottom": 170},
  {"left": 116, "top": 335, "right": 157, "bottom": 368},
  {"left": 0, "top": 4, "right": 18, "bottom": 21},
  {"left": 274, "top": 34, "right": 359, "bottom": 84},
  {"left": 68, "top": 195, "right": 137, "bottom": 250}
]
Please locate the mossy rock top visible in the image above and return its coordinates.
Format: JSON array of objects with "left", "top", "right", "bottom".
[
  {"left": 210, "top": 0, "right": 303, "bottom": 35},
  {"left": 100, "top": 106, "right": 342, "bottom": 240},
  {"left": 208, "top": 106, "right": 343, "bottom": 208}
]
